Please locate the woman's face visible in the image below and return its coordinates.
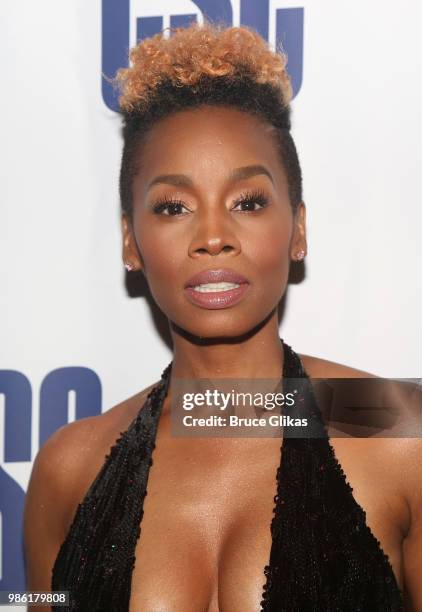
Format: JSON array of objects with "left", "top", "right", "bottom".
[{"left": 122, "top": 105, "right": 306, "bottom": 339}]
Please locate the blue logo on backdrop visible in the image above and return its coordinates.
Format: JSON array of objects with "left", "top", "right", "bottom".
[
  {"left": 102, "top": 0, "right": 304, "bottom": 111},
  {"left": 0, "top": 368, "right": 102, "bottom": 590}
]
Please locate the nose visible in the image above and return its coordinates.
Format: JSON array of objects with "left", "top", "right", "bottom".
[{"left": 187, "top": 206, "right": 241, "bottom": 258}]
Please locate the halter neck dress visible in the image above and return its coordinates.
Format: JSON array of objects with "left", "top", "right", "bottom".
[{"left": 51, "top": 340, "right": 405, "bottom": 611}]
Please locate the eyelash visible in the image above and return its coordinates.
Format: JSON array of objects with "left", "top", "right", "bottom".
[{"left": 151, "top": 189, "right": 269, "bottom": 216}]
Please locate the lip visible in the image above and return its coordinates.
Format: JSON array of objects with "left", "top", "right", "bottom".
[
  {"left": 185, "top": 283, "right": 250, "bottom": 309},
  {"left": 185, "top": 267, "right": 249, "bottom": 288},
  {"left": 184, "top": 268, "right": 250, "bottom": 310}
]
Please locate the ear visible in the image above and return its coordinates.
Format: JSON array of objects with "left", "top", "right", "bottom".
[
  {"left": 121, "top": 214, "right": 144, "bottom": 273},
  {"left": 290, "top": 202, "right": 307, "bottom": 262}
]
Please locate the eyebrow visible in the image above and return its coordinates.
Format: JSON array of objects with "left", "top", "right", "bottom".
[{"left": 146, "top": 164, "right": 275, "bottom": 192}]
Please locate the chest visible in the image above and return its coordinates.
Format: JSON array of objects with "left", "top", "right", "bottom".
[{"left": 127, "top": 433, "right": 405, "bottom": 612}]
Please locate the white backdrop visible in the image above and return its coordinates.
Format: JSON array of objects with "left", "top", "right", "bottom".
[{"left": 1, "top": 0, "right": 421, "bottom": 596}]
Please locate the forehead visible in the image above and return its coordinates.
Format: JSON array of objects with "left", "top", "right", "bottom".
[{"left": 135, "top": 105, "right": 284, "bottom": 186}]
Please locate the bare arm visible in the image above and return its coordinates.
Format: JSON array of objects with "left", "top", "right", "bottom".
[
  {"left": 22, "top": 384, "right": 163, "bottom": 610},
  {"left": 23, "top": 418, "right": 100, "bottom": 611},
  {"left": 401, "top": 439, "right": 422, "bottom": 610},
  {"left": 23, "top": 388, "right": 151, "bottom": 609}
]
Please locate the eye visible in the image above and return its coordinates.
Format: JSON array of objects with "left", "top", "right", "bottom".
[
  {"left": 151, "top": 189, "right": 269, "bottom": 216},
  {"left": 232, "top": 189, "right": 269, "bottom": 213},
  {"left": 151, "top": 196, "right": 191, "bottom": 216}
]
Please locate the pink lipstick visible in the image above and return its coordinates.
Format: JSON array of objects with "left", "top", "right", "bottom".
[{"left": 184, "top": 268, "right": 250, "bottom": 310}]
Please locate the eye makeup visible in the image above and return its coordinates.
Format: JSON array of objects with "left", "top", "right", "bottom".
[{"left": 150, "top": 188, "right": 270, "bottom": 216}]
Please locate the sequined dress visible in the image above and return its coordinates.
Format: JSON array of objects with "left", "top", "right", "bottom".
[{"left": 51, "top": 339, "right": 405, "bottom": 611}]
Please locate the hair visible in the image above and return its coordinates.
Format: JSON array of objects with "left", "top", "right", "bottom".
[{"left": 115, "top": 20, "right": 302, "bottom": 223}]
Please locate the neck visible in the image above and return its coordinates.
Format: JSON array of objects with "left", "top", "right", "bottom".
[{"left": 168, "top": 313, "right": 285, "bottom": 381}]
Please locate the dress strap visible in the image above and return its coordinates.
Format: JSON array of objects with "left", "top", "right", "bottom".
[{"left": 261, "top": 340, "right": 404, "bottom": 611}]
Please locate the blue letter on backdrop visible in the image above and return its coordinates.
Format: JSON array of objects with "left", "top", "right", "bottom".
[
  {"left": 0, "top": 367, "right": 102, "bottom": 589},
  {"left": 0, "top": 371, "right": 31, "bottom": 590},
  {"left": 39, "top": 367, "right": 102, "bottom": 447},
  {"left": 102, "top": 0, "right": 303, "bottom": 112}
]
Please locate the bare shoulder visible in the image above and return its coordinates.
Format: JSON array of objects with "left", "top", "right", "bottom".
[
  {"left": 23, "top": 381, "right": 158, "bottom": 593},
  {"left": 298, "top": 352, "right": 376, "bottom": 378},
  {"left": 39, "top": 380, "right": 158, "bottom": 499},
  {"left": 25, "top": 380, "right": 158, "bottom": 541}
]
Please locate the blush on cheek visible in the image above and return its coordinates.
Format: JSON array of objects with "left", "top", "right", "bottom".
[
  {"left": 139, "top": 247, "right": 182, "bottom": 313},
  {"left": 251, "top": 223, "right": 291, "bottom": 266},
  {"left": 249, "top": 225, "right": 291, "bottom": 299}
]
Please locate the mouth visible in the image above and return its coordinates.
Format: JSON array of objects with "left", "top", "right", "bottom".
[{"left": 184, "top": 268, "right": 250, "bottom": 310}]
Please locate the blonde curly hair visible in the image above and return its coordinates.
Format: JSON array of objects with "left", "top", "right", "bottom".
[{"left": 116, "top": 20, "right": 293, "bottom": 113}]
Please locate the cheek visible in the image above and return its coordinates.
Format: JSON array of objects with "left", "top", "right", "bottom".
[
  {"left": 133, "top": 221, "right": 184, "bottom": 305},
  {"left": 246, "top": 214, "right": 292, "bottom": 281}
]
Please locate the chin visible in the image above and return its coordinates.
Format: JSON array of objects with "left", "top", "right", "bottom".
[{"left": 169, "top": 308, "right": 275, "bottom": 342}]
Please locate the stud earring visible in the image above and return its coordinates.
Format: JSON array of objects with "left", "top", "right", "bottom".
[
  {"left": 124, "top": 261, "right": 134, "bottom": 272},
  {"left": 295, "top": 250, "right": 306, "bottom": 261}
]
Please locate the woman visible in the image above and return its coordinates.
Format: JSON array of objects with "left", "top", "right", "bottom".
[{"left": 23, "top": 21, "right": 421, "bottom": 611}]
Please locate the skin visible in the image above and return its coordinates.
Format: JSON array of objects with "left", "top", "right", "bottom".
[
  {"left": 24, "top": 106, "right": 422, "bottom": 611},
  {"left": 124, "top": 105, "right": 305, "bottom": 381}
]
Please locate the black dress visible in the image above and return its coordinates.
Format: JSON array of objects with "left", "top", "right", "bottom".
[{"left": 51, "top": 340, "right": 405, "bottom": 611}]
